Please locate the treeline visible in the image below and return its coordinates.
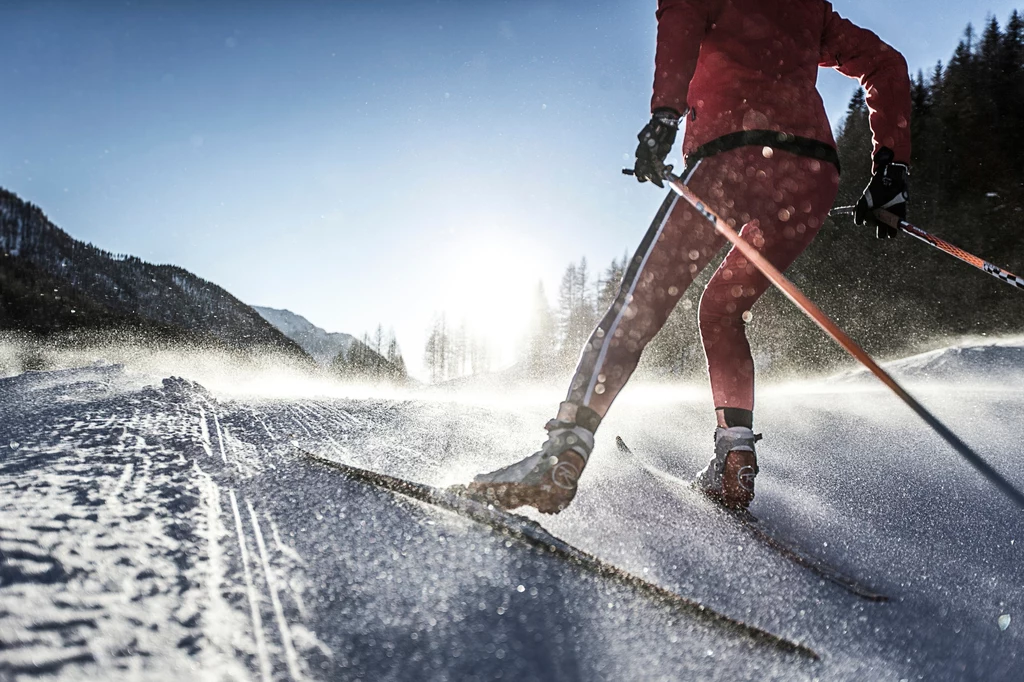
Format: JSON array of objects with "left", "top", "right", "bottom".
[
  {"left": 517, "top": 254, "right": 708, "bottom": 379},
  {"left": 796, "top": 10, "right": 1024, "bottom": 366},
  {"left": 422, "top": 253, "right": 704, "bottom": 383},
  {"left": 423, "top": 314, "right": 493, "bottom": 383},
  {"left": 332, "top": 324, "right": 407, "bottom": 381},
  {"left": 420, "top": 12, "right": 1024, "bottom": 385}
]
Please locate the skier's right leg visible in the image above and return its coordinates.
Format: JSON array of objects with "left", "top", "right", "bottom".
[
  {"left": 692, "top": 149, "right": 840, "bottom": 510},
  {"left": 469, "top": 162, "right": 729, "bottom": 513}
]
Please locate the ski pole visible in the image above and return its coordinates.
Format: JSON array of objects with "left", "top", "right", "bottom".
[
  {"left": 623, "top": 168, "right": 1024, "bottom": 511},
  {"left": 830, "top": 206, "right": 1024, "bottom": 292}
]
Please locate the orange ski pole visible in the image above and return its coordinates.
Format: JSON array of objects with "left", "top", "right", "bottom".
[
  {"left": 623, "top": 168, "right": 1024, "bottom": 510},
  {"left": 830, "top": 205, "right": 1024, "bottom": 292}
]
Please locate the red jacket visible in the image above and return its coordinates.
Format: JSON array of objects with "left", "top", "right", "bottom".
[{"left": 652, "top": 0, "right": 911, "bottom": 164}]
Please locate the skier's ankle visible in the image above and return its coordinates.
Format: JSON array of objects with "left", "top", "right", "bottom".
[
  {"left": 716, "top": 407, "right": 753, "bottom": 429},
  {"left": 554, "top": 401, "right": 602, "bottom": 435}
]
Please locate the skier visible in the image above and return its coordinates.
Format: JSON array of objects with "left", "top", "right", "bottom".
[{"left": 468, "top": 0, "right": 911, "bottom": 512}]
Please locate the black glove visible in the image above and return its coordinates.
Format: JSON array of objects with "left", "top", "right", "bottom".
[
  {"left": 854, "top": 147, "right": 909, "bottom": 238},
  {"left": 633, "top": 108, "right": 681, "bottom": 188}
]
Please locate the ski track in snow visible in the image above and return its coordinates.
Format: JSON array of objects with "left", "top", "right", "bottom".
[
  {"left": 0, "top": 373, "right": 326, "bottom": 681},
  {"left": 2, "top": 342, "right": 1023, "bottom": 680}
]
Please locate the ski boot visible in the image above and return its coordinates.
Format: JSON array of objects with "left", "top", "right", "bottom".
[
  {"left": 692, "top": 426, "right": 762, "bottom": 511},
  {"left": 467, "top": 405, "right": 599, "bottom": 514}
]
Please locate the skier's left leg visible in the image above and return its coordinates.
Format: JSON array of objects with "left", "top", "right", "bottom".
[{"left": 467, "top": 159, "right": 730, "bottom": 513}]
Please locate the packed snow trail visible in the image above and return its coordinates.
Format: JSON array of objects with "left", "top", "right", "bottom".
[
  {"left": 0, "top": 370, "right": 327, "bottom": 681},
  {"left": 614, "top": 436, "right": 889, "bottom": 602},
  {"left": 1, "top": 339, "right": 1023, "bottom": 679}
]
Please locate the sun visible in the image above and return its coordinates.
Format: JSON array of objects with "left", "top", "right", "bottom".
[{"left": 435, "top": 229, "right": 543, "bottom": 371}]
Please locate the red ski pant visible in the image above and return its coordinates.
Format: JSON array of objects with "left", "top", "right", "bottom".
[{"left": 565, "top": 147, "right": 840, "bottom": 419}]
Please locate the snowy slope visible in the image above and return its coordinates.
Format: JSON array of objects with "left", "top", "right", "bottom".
[
  {"left": 2, "top": 337, "right": 1023, "bottom": 680},
  {"left": 253, "top": 306, "right": 355, "bottom": 366},
  {"left": 833, "top": 336, "right": 1024, "bottom": 385}
]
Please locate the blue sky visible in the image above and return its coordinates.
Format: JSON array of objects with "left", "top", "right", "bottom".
[{"left": 2, "top": 0, "right": 1019, "bottom": 378}]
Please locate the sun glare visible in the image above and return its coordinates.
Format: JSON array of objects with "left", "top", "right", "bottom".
[{"left": 436, "top": 230, "right": 543, "bottom": 371}]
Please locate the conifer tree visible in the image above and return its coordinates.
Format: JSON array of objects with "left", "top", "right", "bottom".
[
  {"left": 834, "top": 89, "right": 872, "bottom": 207},
  {"left": 597, "top": 253, "right": 628, "bottom": 313},
  {"left": 524, "top": 281, "right": 556, "bottom": 376},
  {"left": 424, "top": 314, "right": 450, "bottom": 383},
  {"left": 556, "top": 258, "right": 597, "bottom": 368},
  {"left": 470, "top": 335, "right": 492, "bottom": 375}
]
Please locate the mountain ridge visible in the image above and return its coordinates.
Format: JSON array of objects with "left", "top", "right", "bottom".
[
  {"left": 253, "top": 306, "right": 356, "bottom": 365},
  {"left": 0, "top": 187, "right": 309, "bottom": 360}
]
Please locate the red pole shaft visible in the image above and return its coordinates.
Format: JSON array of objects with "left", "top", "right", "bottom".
[{"left": 664, "top": 174, "right": 1024, "bottom": 510}]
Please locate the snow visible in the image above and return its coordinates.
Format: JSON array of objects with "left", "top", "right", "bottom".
[
  {"left": 832, "top": 336, "right": 1024, "bottom": 385},
  {"left": 1, "top": 336, "right": 1023, "bottom": 679}
]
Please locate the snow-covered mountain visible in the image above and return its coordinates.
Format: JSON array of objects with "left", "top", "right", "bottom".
[
  {"left": 253, "top": 306, "right": 356, "bottom": 365},
  {"left": 0, "top": 187, "right": 307, "bottom": 359}
]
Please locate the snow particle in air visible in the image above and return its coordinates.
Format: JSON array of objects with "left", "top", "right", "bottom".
[{"left": 999, "top": 614, "right": 1011, "bottom": 631}]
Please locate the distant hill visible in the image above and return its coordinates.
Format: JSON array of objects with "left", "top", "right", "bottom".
[
  {"left": 254, "top": 306, "right": 408, "bottom": 381},
  {"left": 253, "top": 307, "right": 356, "bottom": 365},
  {"left": 0, "top": 187, "right": 309, "bottom": 360}
]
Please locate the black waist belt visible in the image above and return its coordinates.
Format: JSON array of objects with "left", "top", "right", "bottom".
[{"left": 684, "top": 130, "right": 841, "bottom": 176}]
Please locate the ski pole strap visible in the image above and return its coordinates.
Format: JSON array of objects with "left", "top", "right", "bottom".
[
  {"left": 662, "top": 174, "right": 1024, "bottom": 512},
  {"left": 683, "top": 130, "right": 841, "bottom": 178},
  {"left": 830, "top": 206, "right": 1024, "bottom": 293}
]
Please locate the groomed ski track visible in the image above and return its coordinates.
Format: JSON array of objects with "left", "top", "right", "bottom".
[{"left": 2, "top": 344, "right": 1023, "bottom": 679}]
